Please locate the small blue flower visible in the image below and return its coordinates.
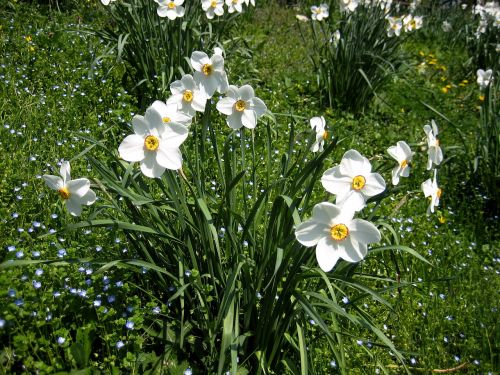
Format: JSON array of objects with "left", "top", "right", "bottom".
[
  {"left": 32, "top": 280, "right": 42, "bottom": 289},
  {"left": 14, "top": 298, "right": 24, "bottom": 306},
  {"left": 152, "top": 306, "right": 160, "bottom": 314},
  {"left": 16, "top": 251, "right": 24, "bottom": 258},
  {"left": 0, "top": 319, "right": 5, "bottom": 328},
  {"left": 57, "top": 249, "right": 66, "bottom": 258},
  {"left": 35, "top": 268, "right": 43, "bottom": 276},
  {"left": 125, "top": 321, "right": 134, "bottom": 330},
  {"left": 32, "top": 251, "right": 40, "bottom": 257},
  {"left": 8, "top": 289, "right": 16, "bottom": 297},
  {"left": 57, "top": 337, "right": 66, "bottom": 345},
  {"left": 116, "top": 340, "right": 125, "bottom": 349},
  {"left": 183, "top": 368, "right": 192, "bottom": 375},
  {"left": 108, "top": 295, "right": 116, "bottom": 303},
  {"left": 7, "top": 245, "right": 16, "bottom": 252},
  {"left": 94, "top": 300, "right": 101, "bottom": 307},
  {"left": 53, "top": 291, "right": 61, "bottom": 298},
  {"left": 342, "top": 296, "right": 349, "bottom": 304}
]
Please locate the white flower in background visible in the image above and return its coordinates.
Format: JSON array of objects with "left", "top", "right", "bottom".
[
  {"left": 340, "top": 0, "right": 359, "bottom": 12},
  {"left": 167, "top": 74, "right": 208, "bottom": 117},
  {"left": 190, "top": 51, "right": 229, "bottom": 98},
  {"left": 149, "top": 100, "right": 192, "bottom": 127},
  {"left": 118, "top": 102, "right": 189, "bottom": 178},
  {"left": 477, "top": 68, "right": 493, "bottom": 90},
  {"left": 321, "top": 149, "right": 386, "bottom": 211},
  {"left": 311, "top": 4, "right": 329, "bottom": 21},
  {"left": 421, "top": 169, "right": 441, "bottom": 214},
  {"left": 402, "top": 14, "right": 423, "bottom": 32},
  {"left": 423, "top": 120, "right": 443, "bottom": 170},
  {"left": 496, "top": 44, "right": 500, "bottom": 53},
  {"left": 43, "top": 161, "right": 96, "bottom": 216},
  {"left": 202, "top": 0, "right": 224, "bottom": 19},
  {"left": 387, "top": 141, "right": 413, "bottom": 185},
  {"left": 100, "top": 0, "right": 116, "bottom": 5},
  {"left": 295, "top": 202, "right": 381, "bottom": 272},
  {"left": 330, "top": 30, "right": 341, "bottom": 46},
  {"left": 296, "top": 14, "right": 310, "bottom": 22},
  {"left": 156, "top": 0, "right": 185, "bottom": 19},
  {"left": 387, "top": 16, "right": 403, "bottom": 37},
  {"left": 216, "top": 85, "right": 267, "bottom": 129},
  {"left": 243, "top": 0, "right": 255, "bottom": 6},
  {"left": 226, "top": 0, "right": 243, "bottom": 13},
  {"left": 310, "top": 116, "right": 328, "bottom": 153},
  {"left": 441, "top": 20, "right": 452, "bottom": 32}
]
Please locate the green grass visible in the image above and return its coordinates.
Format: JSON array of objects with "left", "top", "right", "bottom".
[{"left": 0, "top": 0, "right": 499, "bottom": 373}]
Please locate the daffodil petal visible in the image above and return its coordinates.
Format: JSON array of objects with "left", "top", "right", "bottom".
[
  {"left": 295, "top": 220, "right": 329, "bottom": 247},
  {"left": 67, "top": 178, "right": 90, "bottom": 198},
  {"left": 119, "top": 134, "right": 146, "bottom": 162},
  {"left": 43, "top": 175, "right": 63, "bottom": 191},
  {"left": 66, "top": 198, "right": 82, "bottom": 217},
  {"left": 156, "top": 146, "right": 183, "bottom": 170},
  {"left": 315, "top": 237, "right": 340, "bottom": 272},
  {"left": 140, "top": 152, "right": 166, "bottom": 178}
]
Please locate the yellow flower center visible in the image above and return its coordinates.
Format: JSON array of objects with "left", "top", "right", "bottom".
[
  {"left": 232, "top": 0, "right": 238, "bottom": 3},
  {"left": 162, "top": 117, "right": 171, "bottom": 123},
  {"left": 352, "top": 175, "right": 366, "bottom": 191},
  {"left": 235, "top": 100, "right": 246, "bottom": 112},
  {"left": 168, "top": 1, "right": 175, "bottom": 8},
  {"left": 437, "top": 188, "right": 442, "bottom": 198},
  {"left": 58, "top": 187, "right": 70, "bottom": 200},
  {"left": 400, "top": 159, "right": 408, "bottom": 168},
  {"left": 183, "top": 90, "right": 193, "bottom": 102},
  {"left": 144, "top": 135, "right": 160, "bottom": 151},
  {"left": 210, "top": 0, "right": 217, "bottom": 7},
  {"left": 202, "top": 63, "right": 213, "bottom": 76},
  {"left": 322, "top": 131, "right": 328, "bottom": 140},
  {"left": 330, "top": 223, "right": 349, "bottom": 241}
]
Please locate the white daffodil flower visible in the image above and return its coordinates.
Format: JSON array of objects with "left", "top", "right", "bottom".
[
  {"left": 43, "top": 161, "right": 96, "bottom": 217},
  {"left": 226, "top": 0, "right": 243, "bottom": 13},
  {"left": 216, "top": 85, "right": 267, "bottom": 129},
  {"left": 330, "top": 30, "right": 341, "bottom": 46},
  {"left": 201, "top": 0, "right": 224, "bottom": 19},
  {"left": 387, "top": 141, "right": 413, "bottom": 185},
  {"left": 167, "top": 74, "right": 208, "bottom": 117},
  {"left": 118, "top": 102, "right": 189, "bottom": 178},
  {"left": 243, "top": 0, "right": 255, "bottom": 6},
  {"left": 149, "top": 100, "right": 192, "bottom": 127},
  {"left": 321, "top": 149, "right": 386, "bottom": 211},
  {"left": 423, "top": 120, "right": 443, "bottom": 170},
  {"left": 421, "top": 169, "right": 441, "bottom": 214},
  {"left": 340, "top": 0, "right": 359, "bottom": 12},
  {"left": 295, "top": 202, "right": 381, "bottom": 272},
  {"left": 477, "top": 68, "right": 493, "bottom": 90},
  {"left": 387, "top": 16, "right": 403, "bottom": 37},
  {"left": 156, "top": 0, "right": 185, "bottom": 20},
  {"left": 310, "top": 116, "right": 328, "bottom": 153},
  {"left": 101, "top": 0, "right": 116, "bottom": 5},
  {"left": 311, "top": 4, "right": 329, "bottom": 21},
  {"left": 190, "top": 51, "right": 229, "bottom": 98}
]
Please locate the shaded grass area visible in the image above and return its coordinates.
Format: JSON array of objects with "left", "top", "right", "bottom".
[{"left": 0, "top": 0, "right": 498, "bottom": 373}]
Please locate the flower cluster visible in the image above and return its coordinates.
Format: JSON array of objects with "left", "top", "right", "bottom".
[
  {"left": 296, "top": 149, "right": 385, "bottom": 272},
  {"left": 119, "top": 49, "right": 266, "bottom": 178},
  {"left": 43, "top": 50, "right": 267, "bottom": 215},
  {"left": 299, "top": 117, "right": 446, "bottom": 271},
  {"left": 386, "top": 14, "right": 423, "bottom": 37},
  {"left": 473, "top": 2, "right": 500, "bottom": 39},
  {"left": 100, "top": 0, "right": 256, "bottom": 19}
]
